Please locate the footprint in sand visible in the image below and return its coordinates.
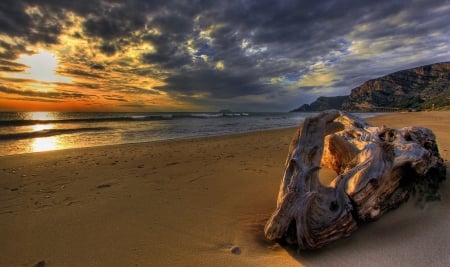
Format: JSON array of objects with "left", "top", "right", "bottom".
[{"left": 96, "top": 183, "right": 111, "bottom": 189}]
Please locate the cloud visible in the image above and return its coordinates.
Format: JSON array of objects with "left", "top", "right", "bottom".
[
  {"left": 298, "top": 71, "right": 339, "bottom": 88},
  {"left": 63, "top": 69, "right": 104, "bottom": 79},
  {"left": 0, "top": 0, "right": 449, "bottom": 111},
  {"left": 0, "top": 84, "right": 90, "bottom": 99},
  {"left": 0, "top": 59, "right": 27, "bottom": 72},
  {"left": 103, "top": 95, "right": 129, "bottom": 102},
  {"left": 156, "top": 68, "right": 274, "bottom": 99}
]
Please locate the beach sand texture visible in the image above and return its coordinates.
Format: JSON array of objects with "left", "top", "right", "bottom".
[{"left": 1, "top": 111, "right": 449, "bottom": 267}]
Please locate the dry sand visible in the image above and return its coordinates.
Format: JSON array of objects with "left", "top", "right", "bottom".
[{"left": 1, "top": 111, "right": 449, "bottom": 267}]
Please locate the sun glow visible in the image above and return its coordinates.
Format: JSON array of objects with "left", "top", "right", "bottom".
[{"left": 12, "top": 49, "right": 72, "bottom": 89}]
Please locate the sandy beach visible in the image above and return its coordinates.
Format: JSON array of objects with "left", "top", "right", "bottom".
[{"left": 1, "top": 111, "right": 449, "bottom": 267}]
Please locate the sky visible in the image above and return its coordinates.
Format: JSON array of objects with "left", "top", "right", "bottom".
[{"left": 0, "top": 0, "right": 449, "bottom": 112}]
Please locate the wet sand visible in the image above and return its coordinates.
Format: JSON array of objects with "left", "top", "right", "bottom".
[{"left": 1, "top": 111, "right": 449, "bottom": 266}]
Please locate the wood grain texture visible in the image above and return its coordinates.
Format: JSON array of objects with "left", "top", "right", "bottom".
[{"left": 265, "top": 110, "right": 446, "bottom": 249}]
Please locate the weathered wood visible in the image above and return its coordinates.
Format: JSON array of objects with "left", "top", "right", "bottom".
[{"left": 264, "top": 110, "right": 446, "bottom": 249}]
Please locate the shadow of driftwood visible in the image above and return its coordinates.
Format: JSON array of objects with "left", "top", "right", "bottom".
[{"left": 262, "top": 180, "right": 448, "bottom": 266}]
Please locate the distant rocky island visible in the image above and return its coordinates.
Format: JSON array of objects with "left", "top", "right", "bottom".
[{"left": 292, "top": 61, "right": 450, "bottom": 112}]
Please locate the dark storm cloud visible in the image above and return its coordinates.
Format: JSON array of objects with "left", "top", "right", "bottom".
[
  {"left": 156, "top": 68, "right": 274, "bottom": 98},
  {"left": 142, "top": 52, "right": 192, "bottom": 69},
  {"left": 0, "top": 1, "right": 30, "bottom": 36},
  {"left": 0, "top": 0, "right": 449, "bottom": 110},
  {"left": 98, "top": 42, "right": 118, "bottom": 56},
  {"left": 151, "top": 12, "right": 194, "bottom": 35},
  {"left": 82, "top": 6, "right": 147, "bottom": 41},
  {"left": 143, "top": 1, "right": 374, "bottom": 100}
]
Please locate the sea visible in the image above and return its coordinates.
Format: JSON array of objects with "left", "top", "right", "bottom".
[{"left": 0, "top": 111, "right": 381, "bottom": 156}]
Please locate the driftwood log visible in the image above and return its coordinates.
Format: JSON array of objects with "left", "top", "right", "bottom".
[{"left": 264, "top": 110, "right": 446, "bottom": 250}]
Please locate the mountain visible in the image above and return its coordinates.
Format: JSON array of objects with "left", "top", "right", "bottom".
[{"left": 291, "top": 61, "right": 450, "bottom": 112}]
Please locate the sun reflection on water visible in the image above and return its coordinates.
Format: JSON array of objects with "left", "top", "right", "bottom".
[
  {"left": 31, "top": 136, "right": 60, "bottom": 152},
  {"left": 29, "top": 111, "right": 57, "bottom": 121},
  {"left": 27, "top": 112, "right": 64, "bottom": 153},
  {"left": 31, "top": 124, "right": 54, "bottom": 132}
]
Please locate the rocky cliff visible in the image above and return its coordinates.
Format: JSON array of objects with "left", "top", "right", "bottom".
[{"left": 292, "top": 61, "right": 450, "bottom": 112}]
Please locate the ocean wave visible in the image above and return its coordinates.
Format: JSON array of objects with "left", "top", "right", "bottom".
[
  {"left": 0, "top": 127, "right": 111, "bottom": 141},
  {"left": 0, "top": 117, "right": 125, "bottom": 126},
  {"left": 190, "top": 113, "right": 250, "bottom": 118},
  {"left": 0, "top": 112, "right": 255, "bottom": 126},
  {"left": 0, "top": 115, "right": 175, "bottom": 126},
  {"left": 190, "top": 113, "right": 224, "bottom": 118}
]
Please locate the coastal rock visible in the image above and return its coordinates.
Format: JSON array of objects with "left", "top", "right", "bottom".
[
  {"left": 291, "top": 61, "right": 450, "bottom": 112},
  {"left": 342, "top": 61, "right": 450, "bottom": 111},
  {"left": 264, "top": 110, "right": 446, "bottom": 249}
]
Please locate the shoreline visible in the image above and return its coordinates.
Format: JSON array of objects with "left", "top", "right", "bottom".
[
  {"left": 0, "top": 111, "right": 388, "bottom": 158},
  {"left": 0, "top": 125, "right": 300, "bottom": 159},
  {"left": 0, "top": 111, "right": 310, "bottom": 157},
  {"left": 1, "top": 111, "right": 449, "bottom": 266}
]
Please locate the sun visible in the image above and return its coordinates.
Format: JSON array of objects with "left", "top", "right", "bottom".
[{"left": 12, "top": 49, "right": 72, "bottom": 89}]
